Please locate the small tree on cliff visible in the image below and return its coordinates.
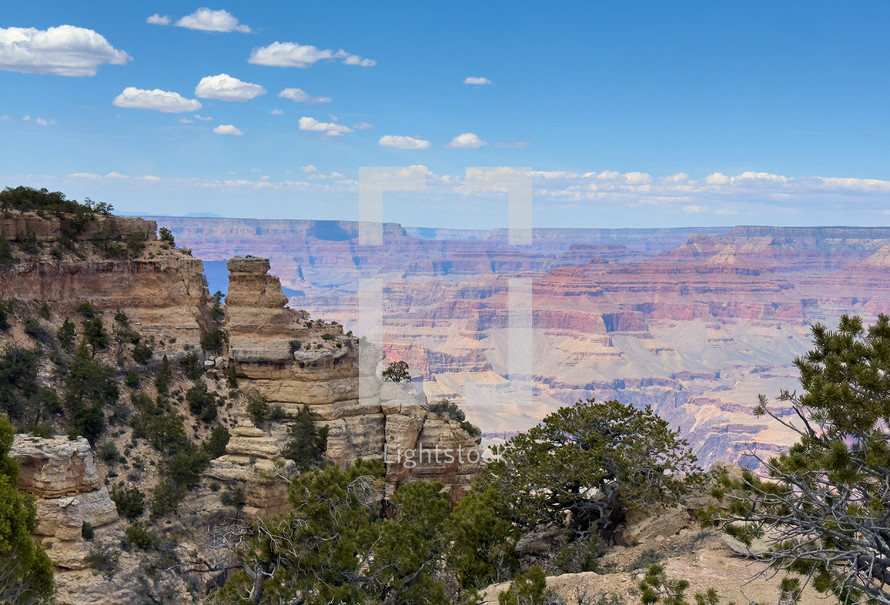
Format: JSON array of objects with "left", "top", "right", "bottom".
[
  {"left": 382, "top": 360, "right": 410, "bottom": 383},
  {"left": 707, "top": 314, "right": 890, "bottom": 604}
]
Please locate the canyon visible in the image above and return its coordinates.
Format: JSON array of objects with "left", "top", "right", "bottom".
[{"left": 161, "top": 218, "right": 890, "bottom": 467}]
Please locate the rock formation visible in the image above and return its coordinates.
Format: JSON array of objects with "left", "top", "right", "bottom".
[
  {"left": 208, "top": 256, "right": 481, "bottom": 510},
  {"left": 10, "top": 436, "right": 119, "bottom": 570}
]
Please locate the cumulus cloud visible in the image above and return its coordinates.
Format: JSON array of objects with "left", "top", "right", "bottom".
[
  {"left": 353, "top": 121, "right": 372, "bottom": 130},
  {"left": 379, "top": 135, "right": 431, "bottom": 150},
  {"left": 298, "top": 116, "right": 353, "bottom": 136},
  {"left": 279, "top": 88, "right": 331, "bottom": 103},
  {"left": 705, "top": 172, "right": 731, "bottom": 185},
  {"left": 0, "top": 25, "right": 131, "bottom": 76},
  {"left": 249, "top": 42, "right": 375, "bottom": 68},
  {"left": 179, "top": 117, "right": 194, "bottom": 124},
  {"left": 35, "top": 117, "right": 54, "bottom": 127},
  {"left": 464, "top": 76, "right": 491, "bottom": 85},
  {"left": 113, "top": 87, "right": 202, "bottom": 113},
  {"left": 213, "top": 124, "right": 243, "bottom": 135},
  {"left": 448, "top": 132, "right": 486, "bottom": 149},
  {"left": 146, "top": 14, "right": 171, "bottom": 25},
  {"left": 175, "top": 8, "right": 250, "bottom": 33},
  {"left": 193, "top": 114, "right": 212, "bottom": 121},
  {"left": 270, "top": 109, "right": 284, "bottom": 115},
  {"left": 495, "top": 140, "right": 531, "bottom": 149},
  {"left": 195, "top": 73, "right": 266, "bottom": 101}
]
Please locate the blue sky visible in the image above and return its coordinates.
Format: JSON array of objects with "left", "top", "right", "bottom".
[{"left": 1, "top": 1, "right": 889, "bottom": 228}]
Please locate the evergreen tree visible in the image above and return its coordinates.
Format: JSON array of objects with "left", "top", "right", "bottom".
[{"left": 0, "top": 415, "right": 54, "bottom": 602}]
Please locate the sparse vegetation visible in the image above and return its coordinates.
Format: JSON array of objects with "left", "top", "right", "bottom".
[{"left": 382, "top": 359, "right": 410, "bottom": 382}]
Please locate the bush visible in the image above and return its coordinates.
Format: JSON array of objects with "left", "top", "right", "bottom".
[
  {"left": 81, "top": 521, "right": 94, "bottom": 541},
  {"left": 124, "top": 372, "right": 139, "bottom": 388},
  {"left": 82, "top": 317, "right": 108, "bottom": 354},
  {"left": 23, "top": 319, "right": 46, "bottom": 341},
  {"left": 203, "top": 426, "right": 230, "bottom": 459},
  {"left": 131, "top": 341, "right": 153, "bottom": 365},
  {"left": 428, "top": 399, "right": 480, "bottom": 437},
  {"left": 77, "top": 302, "right": 96, "bottom": 318},
  {"left": 154, "top": 355, "right": 171, "bottom": 396},
  {"left": 57, "top": 318, "right": 76, "bottom": 351},
  {"left": 97, "top": 440, "right": 120, "bottom": 464},
  {"left": 200, "top": 330, "right": 225, "bottom": 355},
  {"left": 245, "top": 392, "right": 270, "bottom": 426},
  {"left": 110, "top": 485, "right": 144, "bottom": 520},
  {"left": 180, "top": 352, "right": 202, "bottom": 380},
  {"left": 281, "top": 405, "right": 328, "bottom": 472},
  {"left": 186, "top": 383, "right": 217, "bottom": 422},
  {"left": 158, "top": 227, "right": 175, "bottom": 247},
  {"left": 125, "top": 522, "right": 158, "bottom": 551},
  {"left": 0, "top": 234, "right": 14, "bottom": 265},
  {"left": 126, "top": 231, "right": 146, "bottom": 256}
]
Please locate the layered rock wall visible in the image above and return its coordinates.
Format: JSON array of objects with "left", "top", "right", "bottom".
[{"left": 10, "top": 436, "right": 120, "bottom": 570}]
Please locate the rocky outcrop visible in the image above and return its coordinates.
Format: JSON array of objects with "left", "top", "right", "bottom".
[
  {"left": 0, "top": 213, "right": 212, "bottom": 347},
  {"left": 10, "top": 436, "right": 120, "bottom": 570},
  {"left": 209, "top": 256, "right": 482, "bottom": 509}
]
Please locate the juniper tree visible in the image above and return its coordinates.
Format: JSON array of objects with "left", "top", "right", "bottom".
[{"left": 708, "top": 315, "right": 890, "bottom": 604}]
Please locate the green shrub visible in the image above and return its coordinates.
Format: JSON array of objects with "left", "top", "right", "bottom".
[
  {"left": 180, "top": 352, "right": 202, "bottom": 380},
  {"left": 0, "top": 234, "right": 14, "bottom": 265},
  {"left": 126, "top": 231, "right": 146, "bottom": 256},
  {"left": 627, "top": 548, "right": 664, "bottom": 572},
  {"left": 204, "top": 426, "right": 230, "bottom": 459},
  {"left": 282, "top": 405, "right": 328, "bottom": 472},
  {"left": 0, "top": 300, "right": 13, "bottom": 331},
  {"left": 131, "top": 341, "right": 153, "bottom": 365},
  {"left": 97, "top": 440, "right": 120, "bottom": 464},
  {"left": 81, "top": 521, "right": 94, "bottom": 541},
  {"left": 245, "top": 392, "right": 270, "bottom": 426},
  {"left": 154, "top": 355, "right": 171, "bottom": 396},
  {"left": 200, "top": 330, "right": 225, "bottom": 355},
  {"left": 83, "top": 317, "right": 108, "bottom": 354},
  {"left": 77, "top": 302, "right": 96, "bottom": 318},
  {"left": 110, "top": 485, "right": 145, "bottom": 520},
  {"left": 125, "top": 522, "right": 158, "bottom": 551},
  {"left": 124, "top": 372, "right": 140, "bottom": 388},
  {"left": 158, "top": 227, "right": 175, "bottom": 247},
  {"left": 57, "top": 318, "right": 76, "bottom": 351},
  {"left": 186, "top": 383, "right": 217, "bottom": 422}
]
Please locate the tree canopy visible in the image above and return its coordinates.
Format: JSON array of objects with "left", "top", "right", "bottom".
[
  {"left": 0, "top": 415, "right": 54, "bottom": 602},
  {"left": 710, "top": 314, "right": 890, "bottom": 604}
]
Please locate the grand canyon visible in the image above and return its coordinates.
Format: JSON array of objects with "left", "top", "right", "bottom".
[{"left": 161, "top": 218, "right": 890, "bottom": 467}]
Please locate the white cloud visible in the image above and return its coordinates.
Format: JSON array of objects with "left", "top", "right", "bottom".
[
  {"left": 113, "top": 87, "right": 202, "bottom": 113},
  {"left": 193, "top": 114, "right": 212, "bottom": 121},
  {"left": 682, "top": 205, "right": 710, "bottom": 213},
  {"left": 464, "top": 76, "right": 491, "bottom": 85},
  {"left": 448, "top": 132, "right": 486, "bottom": 149},
  {"left": 353, "top": 121, "right": 372, "bottom": 130},
  {"left": 213, "top": 124, "right": 243, "bottom": 135},
  {"left": 249, "top": 42, "right": 375, "bottom": 68},
  {"left": 196, "top": 73, "right": 266, "bottom": 101},
  {"left": 105, "top": 171, "right": 129, "bottom": 179},
  {"left": 302, "top": 165, "right": 317, "bottom": 174},
  {"left": 68, "top": 172, "right": 100, "bottom": 180},
  {"left": 624, "top": 172, "right": 652, "bottom": 185},
  {"left": 146, "top": 14, "right": 171, "bottom": 25},
  {"left": 494, "top": 140, "right": 531, "bottom": 149},
  {"left": 35, "top": 117, "right": 54, "bottom": 127},
  {"left": 178, "top": 117, "right": 194, "bottom": 124},
  {"left": 715, "top": 208, "right": 738, "bottom": 215},
  {"left": 270, "top": 109, "right": 283, "bottom": 115},
  {"left": 279, "top": 87, "right": 332, "bottom": 103},
  {"left": 0, "top": 25, "right": 131, "bottom": 76},
  {"left": 299, "top": 116, "right": 353, "bottom": 136},
  {"left": 379, "top": 135, "right": 432, "bottom": 150},
  {"left": 21, "top": 115, "right": 30, "bottom": 121},
  {"left": 175, "top": 8, "right": 250, "bottom": 33},
  {"left": 704, "top": 172, "right": 731, "bottom": 185}
]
